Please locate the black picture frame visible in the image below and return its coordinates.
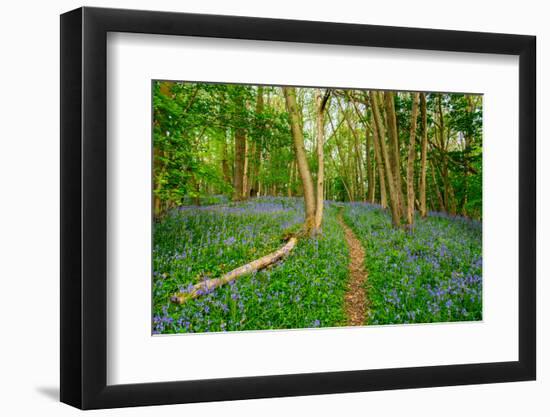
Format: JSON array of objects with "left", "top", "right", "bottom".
[{"left": 60, "top": 6, "right": 536, "bottom": 410}]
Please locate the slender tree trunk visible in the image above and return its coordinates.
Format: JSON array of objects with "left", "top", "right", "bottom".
[
  {"left": 338, "top": 98, "right": 365, "bottom": 201},
  {"left": 283, "top": 87, "right": 316, "bottom": 234},
  {"left": 326, "top": 172, "right": 330, "bottom": 201},
  {"left": 430, "top": 159, "right": 445, "bottom": 212},
  {"left": 233, "top": 127, "right": 246, "bottom": 201},
  {"left": 254, "top": 143, "right": 262, "bottom": 196},
  {"left": 436, "top": 94, "right": 456, "bottom": 214},
  {"left": 419, "top": 93, "right": 429, "bottom": 217},
  {"left": 328, "top": 154, "right": 352, "bottom": 202},
  {"left": 348, "top": 134, "right": 356, "bottom": 200},
  {"left": 153, "top": 82, "right": 173, "bottom": 218},
  {"left": 371, "top": 91, "right": 400, "bottom": 226},
  {"left": 438, "top": 95, "right": 448, "bottom": 211},
  {"left": 366, "top": 125, "right": 375, "bottom": 203},
  {"left": 242, "top": 139, "right": 249, "bottom": 198},
  {"left": 232, "top": 90, "right": 248, "bottom": 200},
  {"left": 349, "top": 96, "right": 375, "bottom": 203},
  {"left": 333, "top": 132, "right": 352, "bottom": 200},
  {"left": 314, "top": 90, "right": 325, "bottom": 230},
  {"left": 406, "top": 92, "right": 420, "bottom": 226},
  {"left": 342, "top": 174, "right": 353, "bottom": 202},
  {"left": 250, "top": 86, "right": 264, "bottom": 197},
  {"left": 288, "top": 160, "right": 295, "bottom": 197},
  {"left": 354, "top": 135, "right": 365, "bottom": 201},
  {"left": 371, "top": 104, "right": 387, "bottom": 209},
  {"left": 248, "top": 141, "right": 257, "bottom": 197},
  {"left": 384, "top": 91, "right": 404, "bottom": 217},
  {"left": 221, "top": 129, "right": 232, "bottom": 185},
  {"left": 461, "top": 132, "right": 470, "bottom": 215},
  {"left": 461, "top": 96, "right": 474, "bottom": 215},
  {"left": 193, "top": 176, "right": 200, "bottom": 206},
  {"left": 372, "top": 158, "right": 377, "bottom": 204}
]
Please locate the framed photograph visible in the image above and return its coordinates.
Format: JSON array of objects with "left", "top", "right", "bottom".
[{"left": 60, "top": 6, "right": 536, "bottom": 409}]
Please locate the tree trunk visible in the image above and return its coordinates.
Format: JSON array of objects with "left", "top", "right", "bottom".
[
  {"left": 338, "top": 98, "right": 365, "bottom": 201},
  {"left": 430, "top": 159, "right": 445, "bottom": 212},
  {"left": 193, "top": 176, "right": 201, "bottom": 206},
  {"left": 371, "top": 91, "right": 400, "bottom": 226},
  {"left": 288, "top": 160, "right": 295, "bottom": 197},
  {"left": 250, "top": 86, "right": 264, "bottom": 197},
  {"left": 254, "top": 142, "right": 262, "bottom": 196},
  {"left": 153, "top": 82, "right": 173, "bottom": 218},
  {"left": 384, "top": 91, "right": 404, "bottom": 217},
  {"left": 371, "top": 104, "right": 387, "bottom": 209},
  {"left": 406, "top": 92, "right": 420, "bottom": 226},
  {"left": 436, "top": 94, "right": 457, "bottom": 214},
  {"left": 233, "top": 127, "right": 246, "bottom": 201},
  {"left": 419, "top": 93, "right": 428, "bottom": 217},
  {"left": 354, "top": 131, "right": 365, "bottom": 201},
  {"left": 314, "top": 89, "right": 325, "bottom": 230},
  {"left": 283, "top": 87, "right": 316, "bottom": 234},
  {"left": 331, "top": 123, "right": 353, "bottom": 201},
  {"left": 171, "top": 237, "right": 297, "bottom": 304},
  {"left": 242, "top": 139, "right": 249, "bottom": 198},
  {"left": 221, "top": 129, "right": 232, "bottom": 185},
  {"left": 366, "top": 125, "right": 375, "bottom": 203},
  {"left": 461, "top": 95, "right": 474, "bottom": 215},
  {"left": 248, "top": 141, "right": 257, "bottom": 197}
]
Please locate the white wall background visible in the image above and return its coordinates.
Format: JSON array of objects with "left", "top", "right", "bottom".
[{"left": 0, "top": 0, "right": 546, "bottom": 415}]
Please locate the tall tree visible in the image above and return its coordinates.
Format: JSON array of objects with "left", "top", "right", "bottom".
[
  {"left": 436, "top": 94, "right": 457, "bottom": 214},
  {"left": 283, "top": 87, "right": 317, "bottom": 234},
  {"left": 418, "top": 93, "right": 429, "bottom": 217},
  {"left": 232, "top": 90, "right": 247, "bottom": 201},
  {"left": 460, "top": 95, "right": 474, "bottom": 215},
  {"left": 241, "top": 139, "right": 249, "bottom": 199},
  {"left": 315, "top": 89, "right": 328, "bottom": 230},
  {"left": 430, "top": 159, "right": 445, "bottom": 212},
  {"left": 233, "top": 126, "right": 246, "bottom": 201},
  {"left": 338, "top": 97, "right": 365, "bottom": 201},
  {"left": 153, "top": 81, "right": 483, "bottom": 222},
  {"left": 370, "top": 91, "right": 401, "bottom": 226},
  {"left": 384, "top": 91, "right": 405, "bottom": 217},
  {"left": 366, "top": 124, "right": 375, "bottom": 203},
  {"left": 372, "top": 111, "right": 387, "bottom": 208},
  {"left": 405, "top": 92, "right": 420, "bottom": 226},
  {"left": 249, "top": 86, "right": 264, "bottom": 197},
  {"left": 221, "top": 129, "right": 232, "bottom": 185}
]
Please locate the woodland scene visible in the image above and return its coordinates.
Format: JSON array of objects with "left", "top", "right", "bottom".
[{"left": 152, "top": 81, "right": 482, "bottom": 334}]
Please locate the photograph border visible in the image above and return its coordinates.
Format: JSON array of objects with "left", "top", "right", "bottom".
[{"left": 60, "top": 6, "right": 536, "bottom": 409}]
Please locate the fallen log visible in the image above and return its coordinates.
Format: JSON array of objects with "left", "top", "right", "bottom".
[{"left": 170, "top": 237, "right": 298, "bottom": 304}]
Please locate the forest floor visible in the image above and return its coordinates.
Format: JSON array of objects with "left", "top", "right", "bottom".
[
  {"left": 338, "top": 213, "right": 368, "bottom": 326},
  {"left": 153, "top": 197, "right": 482, "bottom": 334}
]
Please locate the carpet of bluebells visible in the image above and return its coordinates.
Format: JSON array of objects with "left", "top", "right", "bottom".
[
  {"left": 343, "top": 202, "right": 482, "bottom": 325},
  {"left": 153, "top": 197, "right": 482, "bottom": 334},
  {"left": 153, "top": 197, "right": 349, "bottom": 333}
]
